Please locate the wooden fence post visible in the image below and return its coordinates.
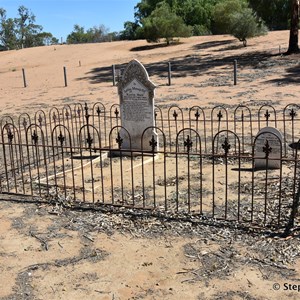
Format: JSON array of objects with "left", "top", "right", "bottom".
[
  {"left": 63, "top": 66, "right": 67, "bottom": 87},
  {"left": 168, "top": 62, "right": 172, "bottom": 86},
  {"left": 112, "top": 64, "right": 116, "bottom": 86},
  {"left": 22, "top": 68, "right": 27, "bottom": 88},
  {"left": 233, "top": 60, "right": 237, "bottom": 85}
]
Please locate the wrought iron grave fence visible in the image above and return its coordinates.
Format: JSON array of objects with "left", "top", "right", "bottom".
[{"left": 1, "top": 102, "right": 300, "bottom": 232}]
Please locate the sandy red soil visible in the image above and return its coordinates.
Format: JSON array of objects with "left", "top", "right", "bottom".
[{"left": 0, "top": 31, "right": 300, "bottom": 300}]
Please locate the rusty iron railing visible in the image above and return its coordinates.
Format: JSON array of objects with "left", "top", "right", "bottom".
[{"left": 0, "top": 102, "right": 300, "bottom": 232}]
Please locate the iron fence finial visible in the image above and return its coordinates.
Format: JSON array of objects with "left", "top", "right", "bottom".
[{"left": 222, "top": 137, "right": 231, "bottom": 155}]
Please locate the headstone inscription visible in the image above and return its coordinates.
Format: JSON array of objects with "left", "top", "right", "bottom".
[
  {"left": 254, "top": 127, "right": 283, "bottom": 169},
  {"left": 118, "top": 59, "right": 158, "bottom": 152}
]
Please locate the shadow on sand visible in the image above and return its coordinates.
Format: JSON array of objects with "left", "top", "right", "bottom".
[{"left": 76, "top": 45, "right": 287, "bottom": 85}]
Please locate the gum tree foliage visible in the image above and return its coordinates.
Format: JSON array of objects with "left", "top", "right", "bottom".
[
  {"left": 16, "top": 5, "right": 43, "bottom": 48},
  {"left": 120, "top": 21, "right": 143, "bottom": 40},
  {"left": 0, "top": 8, "right": 18, "bottom": 50},
  {"left": 66, "top": 24, "right": 112, "bottom": 44},
  {"left": 130, "top": 0, "right": 295, "bottom": 41},
  {"left": 249, "top": 0, "right": 291, "bottom": 30},
  {"left": 86, "top": 25, "right": 110, "bottom": 42},
  {"left": 66, "top": 25, "right": 87, "bottom": 43},
  {"left": 142, "top": 2, "right": 192, "bottom": 44},
  {"left": 122, "top": 0, "right": 166, "bottom": 39},
  {"left": 132, "top": 0, "right": 265, "bottom": 39},
  {"left": 35, "top": 32, "right": 59, "bottom": 46},
  {"left": 212, "top": 0, "right": 267, "bottom": 46},
  {"left": 0, "top": 6, "right": 57, "bottom": 50},
  {"left": 134, "top": 0, "right": 221, "bottom": 36},
  {"left": 173, "top": 0, "right": 219, "bottom": 35},
  {"left": 212, "top": 0, "right": 248, "bottom": 34},
  {"left": 230, "top": 8, "right": 268, "bottom": 46},
  {"left": 132, "top": 0, "right": 172, "bottom": 40},
  {"left": 134, "top": 0, "right": 163, "bottom": 21}
]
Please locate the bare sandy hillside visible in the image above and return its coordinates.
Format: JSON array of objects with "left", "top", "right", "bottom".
[
  {"left": 0, "top": 30, "right": 298, "bottom": 114},
  {"left": 0, "top": 31, "right": 300, "bottom": 300}
]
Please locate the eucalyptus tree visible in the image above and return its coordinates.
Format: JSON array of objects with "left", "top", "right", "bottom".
[
  {"left": 134, "top": 0, "right": 221, "bottom": 35},
  {"left": 0, "top": 5, "right": 57, "bottom": 50},
  {"left": 212, "top": 0, "right": 267, "bottom": 46},
  {"left": 249, "top": 0, "right": 290, "bottom": 30},
  {"left": 0, "top": 8, "right": 17, "bottom": 50},
  {"left": 16, "top": 5, "right": 43, "bottom": 48},
  {"left": 142, "top": 2, "right": 192, "bottom": 44},
  {"left": 287, "top": 0, "right": 299, "bottom": 53}
]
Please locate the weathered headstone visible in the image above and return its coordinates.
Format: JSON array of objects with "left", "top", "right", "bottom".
[
  {"left": 118, "top": 59, "right": 158, "bottom": 152},
  {"left": 254, "top": 127, "right": 283, "bottom": 169}
]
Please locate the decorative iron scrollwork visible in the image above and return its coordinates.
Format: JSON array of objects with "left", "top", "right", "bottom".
[
  {"left": 86, "top": 132, "right": 93, "bottom": 149},
  {"left": 149, "top": 135, "right": 157, "bottom": 152},
  {"left": 116, "top": 132, "right": 123, "bottom": 149},
  {"left": 265, "top": 110, "right": 270, "bottom": 121},
  {"left": 114, "top": 108, "right": 119, "bottom": 118},
  {"left": 290, "top": 108, "right": 297, "bottom": 120},
  {"left": 7, "top": 128, "right": 13, "bottom": 144},
  {"left": 184, "top": 135, "right": 193, "bottom": 152},
  {"left": 96, "top": 106, "right": 101, "bottom": 116},
  {"left": 217, "top": 110, "right": 223, "bottom": 121},
  {"left": 52, "top": 112, "right": 57, "bottom": 123},
  {"left": 38, "top": 114, "right": 43, "bottom": 126},
  {"left": 173, "top": 110, "right": 178, "bottom": 120},
  {"left": 194, "top": 109, "right": 200, "bottom": 121},
  {"left": 222, "top": 137, "right": 231, "bottom": 155},
  {"left": 263, "top": 140, "right": 272, "bottom": 158},
  {"left": 22, "top": 118, "right": 27, "bottom": 129},
  {"left": 58, "top": 131, "right": 65, "bottom": 147},
  {"left": 32, "top": 130, "right": 39, "bottom": 145},
  {"left": 84, "top": 103, "right": 89, "bottom": 116}
]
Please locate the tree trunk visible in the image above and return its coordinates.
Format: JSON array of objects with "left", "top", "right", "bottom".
[{"left": 287, "top": 0, "right": 299, "bottom": 54}]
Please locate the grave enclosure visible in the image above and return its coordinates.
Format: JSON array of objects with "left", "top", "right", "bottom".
[{"left": 0, "top": 60, "right": 300, "bottom": 233}]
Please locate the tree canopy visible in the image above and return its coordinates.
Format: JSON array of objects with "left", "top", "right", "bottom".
[
  {"left": 66, "top": 24, "right": 115, "bottom": 44},
  {"left": 212, "top": 0, "right": 248, "bottom": 34},
  {"left": 0, "top": 1, "right": 298, "bottom": 50},
  {"left": 129, "top": 0, "right": 269, "bottom": 45},
  {"left": 230, "top": 8, "right": 267, "bottom": 46},
  {"left": 0, "top": 6, "right": 58, "bottom": 50},
  {"left": 212, "top": 0, "right": 267, "bottom": 46},
  {"left": 249, "top": 0, "right": 290, "bottom": 30},
  {"left": 142, "top": 2, "right": 192, "bottom": 44}
]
